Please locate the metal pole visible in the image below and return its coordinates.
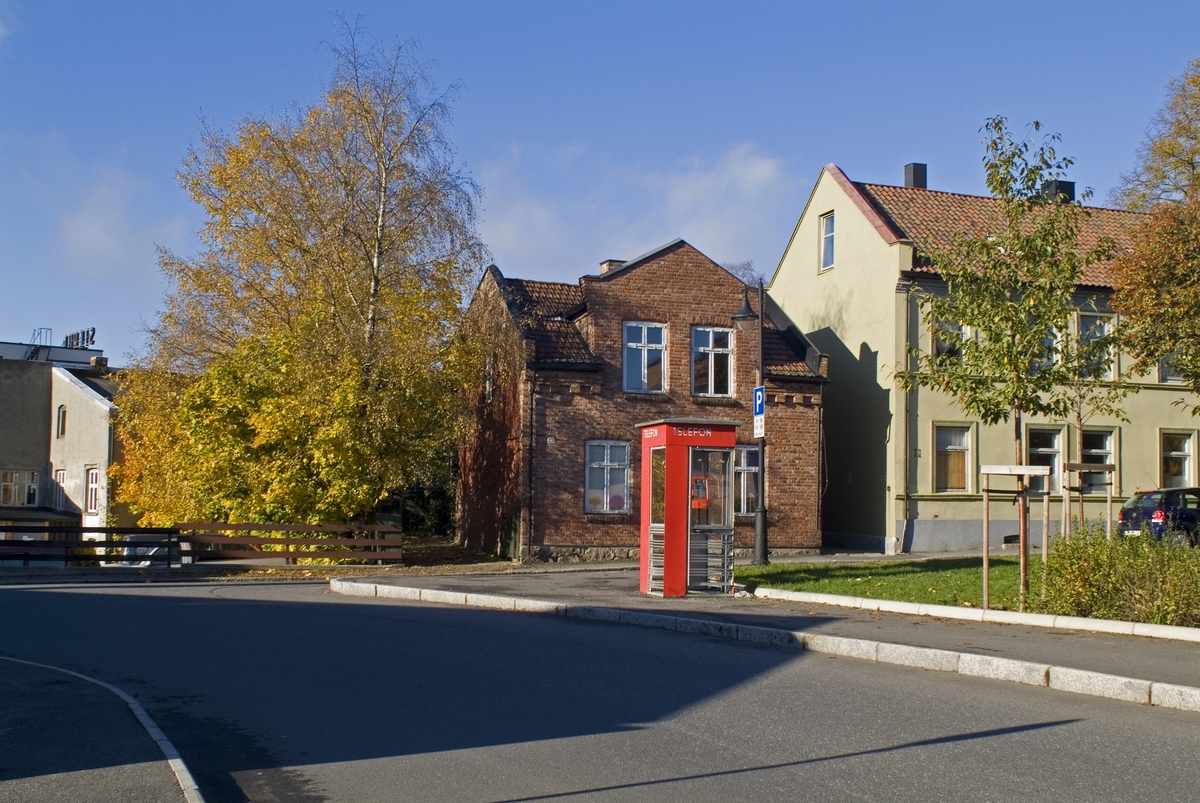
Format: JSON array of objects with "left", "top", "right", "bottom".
[
  {"left": 753, "top": 278, "right": 769, "bottom": 566},
  {"left": 982, "top": 474, "right": 990, "bottom": 611},
  {"left": 1042, "top": 486, "right": 1050, "bottom": 603},
  {"left": 1065, "top": 465, "right": 1075, "bottom": 542},
  {"left": 1106, "top": 470, "right": 1113, "bottom": 540}
]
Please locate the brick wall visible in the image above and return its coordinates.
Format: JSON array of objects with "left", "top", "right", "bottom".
[{"left": 459, "top": 242, "right": 825, "bottom": 559}]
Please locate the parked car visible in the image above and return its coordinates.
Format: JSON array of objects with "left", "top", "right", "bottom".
[
  {"left": 105, "top": 534, "right": 174, "bottom": 567},
  {"left": 1117, "top": 488, "right": 1200, "bottom": 545}
]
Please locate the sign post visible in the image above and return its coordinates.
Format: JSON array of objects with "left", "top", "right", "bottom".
[
  {"left": 753, "top": 386, "right": 765, "bottom": 438},
  {"left": 979, "top": 465, "right": 1050, "bottom": 611}
]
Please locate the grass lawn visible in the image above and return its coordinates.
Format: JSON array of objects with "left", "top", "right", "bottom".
[{"left": 736, "top": 555, "right": 1045, "bottom": 611}]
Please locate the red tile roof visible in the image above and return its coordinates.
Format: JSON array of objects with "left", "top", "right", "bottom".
[
  {"left": 850, "top": 180, "right": 1144, "bottom": 288},
  {"left": 491, "top": 251, "right": 818, "bottom": 378},
  {"left": 502, "top": 278, "right": 597, "bottom": 366}
]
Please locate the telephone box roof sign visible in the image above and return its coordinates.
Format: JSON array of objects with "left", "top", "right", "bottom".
[{"left": 637, "top": 418, "right": 741, "bottom": 447}]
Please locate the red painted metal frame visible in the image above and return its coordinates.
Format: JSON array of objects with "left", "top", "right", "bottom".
[{"left": 637, "top": 419, "right": 738, "bottom": 597}]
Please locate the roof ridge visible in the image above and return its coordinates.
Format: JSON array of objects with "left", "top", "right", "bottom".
[
  {"left": 504, "top": 278, "right": 581, "bottom": 290},
  {"left": 856, "top": 181, "right": 1145, "bottom": 217}
]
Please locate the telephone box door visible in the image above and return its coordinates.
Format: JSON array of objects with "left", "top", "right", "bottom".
[{"left": 688, "top": 448, "right": 735, "bottom": 592}]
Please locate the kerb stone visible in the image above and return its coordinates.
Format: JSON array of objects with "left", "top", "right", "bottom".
[
  {"left": 957, "top": 653, "right": 1049, "bottom": 686},
  {"left": 877, "top": 642, "right": 960, "bottom": 673},
  {"left": 374, "top": 585, "right": 421, "bottom": 601},
  {"left": 465, "top": 593, "right": 516, "bottom": 610},
  {"left": 419, "top": 589, "right": 468, "bottom": 606},
  {"left": 330, "top": 579, "right": 375, "bottom": 597},
  {"left": 801, "top": 633, "right": 878, "bottom": 661},
  {"left": 1150, "top": 682, "right": 1200, "bottom": 713},
  {"left": 1049, "top": 667, "right": 1151, "bottom": 704}
]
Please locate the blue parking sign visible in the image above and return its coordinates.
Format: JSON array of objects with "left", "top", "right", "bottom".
[{"left": 753, "top": 386, "right": 765, "bottom": 416}]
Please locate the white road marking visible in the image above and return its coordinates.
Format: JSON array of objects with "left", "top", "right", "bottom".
[{"left": 0, "top": 654, "right": 205, "bottom": 803}]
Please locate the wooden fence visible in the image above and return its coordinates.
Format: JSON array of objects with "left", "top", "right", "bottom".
[{"left": 0, "top": 523, "right": 403, "bottom": 567}]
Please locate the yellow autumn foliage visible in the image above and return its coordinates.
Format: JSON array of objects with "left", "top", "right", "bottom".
[{"left": 114, "top": 28, "right": 488, "bottom": 525}]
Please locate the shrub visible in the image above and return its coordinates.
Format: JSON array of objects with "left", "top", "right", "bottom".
[{"left": 1041, "top": 522, "right": 1200, "bottom": 626}]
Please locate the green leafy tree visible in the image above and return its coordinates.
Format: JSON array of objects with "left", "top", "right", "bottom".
[
  {"left": 1112, "top": 197, "right": 1200, "bottom": 410},
  {"left": 1051, "top": 304, "right": 1136, "bottom": 522},
  {"left": 898, "top": 117, "right": 1111, "bottom": 609},
  {"left": 114, "top": 22, "right": 487, "bottom": 526},
  {"left": 1111, "top": 58, "right": 1200, "bottom": 210}
]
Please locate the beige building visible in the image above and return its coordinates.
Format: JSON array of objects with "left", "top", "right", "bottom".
[{"left": 770, "top": 163, "right": 1193, "bottom": 554}]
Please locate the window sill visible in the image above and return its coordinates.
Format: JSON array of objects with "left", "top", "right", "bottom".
[
  {"left": 622, "top": 393, "right": 672, "bottom": 403},
  {"left": 584, "top": 513, "right": 634, "bottom": 524},
  {"left": 692, "top": 396, "right": 739, "bottom": 406}
]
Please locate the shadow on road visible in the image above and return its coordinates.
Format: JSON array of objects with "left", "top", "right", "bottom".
[
  {"left": 0, "top": 583, "right": 833, "bottom": 801},
  {"left": 488, "top": 718, "right": 1083, "bottom": 801}
]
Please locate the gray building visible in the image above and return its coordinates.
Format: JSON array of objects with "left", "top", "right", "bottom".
[{"left": 0, "top": 340, "right": 118, "bottom": 534}]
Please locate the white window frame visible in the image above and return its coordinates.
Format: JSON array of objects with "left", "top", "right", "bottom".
[
  {"left": 1027, "top": 427, "right": 1063, "bottom": 494},
  {"left": 734, "top": 445, "right": 760, "bottom": 516},
  {"left": 1032, "top": 328, "right": 1060, "bottom": 374},
  {"left": 56, "top": 405, "right": 67, "bottom": 439},
  {"left": 86, "top": 468, "right": 100, "bottom": 515},
  {"left": 623, "top": 322, "right": 666, "bottom": 393},
  {"left": 1, "top": 470, "right": 38, "bottom": 507},
  {"left": 54, "top": 470, "right": 66, "bottom": 511},
  {"left": 1078, "top": 313, "right": 1113, "bottom": 380},
  {"left": 933, "top": 425, "right": 971, "bottom": 493},
  {"left": 819, "top": 212, "right": 835, "bottom": 271},
  {"left": 585, "top": 441, "right": 630, "bottom": 514},
  {"left": 932, "top": 319, "right": 972, "bottom": 359},
  {"left": 1159, "top": 355, "right": 1185, "bottom": 384},
  {"left": 691, "top": 326, "right": 734, "bottom": 397},
  {"left": 1080, "top": 429, "right": 1114, "bottom": 495},
  {"left": 1161, "top": 430, "right": 1194, "bottom": 489}
]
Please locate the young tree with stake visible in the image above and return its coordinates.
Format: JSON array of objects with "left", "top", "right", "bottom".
[{"left": 898, "top": 117, "right": 1111, "bottom": 609}]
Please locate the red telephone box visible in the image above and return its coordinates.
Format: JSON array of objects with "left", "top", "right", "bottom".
[{"left": 636, "top": 418, "right": 739, "bottom": 597}]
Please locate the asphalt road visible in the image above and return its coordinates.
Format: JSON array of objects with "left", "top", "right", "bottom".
[{"left": 1, "top": 580, "right": 1198, "bottom": 802}]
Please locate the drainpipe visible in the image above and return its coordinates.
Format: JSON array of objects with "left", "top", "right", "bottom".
[
  {"left": 898, "top": 279, "right": 913, "bottom": 555},
  {"left": 525, "top": 376, "right": 536, "bottom": 561}
]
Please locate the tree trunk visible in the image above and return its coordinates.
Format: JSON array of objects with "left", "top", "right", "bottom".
[{"left": 1014, "top": 409, "right": 1028, "bottom": 611}]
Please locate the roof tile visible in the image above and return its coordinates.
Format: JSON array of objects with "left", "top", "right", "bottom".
[
  {"left": 854, "top": 182, "right": 1143, "bottom": 288},
  {"left": 503, "top": 278, "right": 596, "bottom": 365}
]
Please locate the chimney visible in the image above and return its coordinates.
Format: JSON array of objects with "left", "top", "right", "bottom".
[
  {"left": 1042, "top": 180, "right": 1075, "bottom": 203},
  {"left": 904, "top": 163, "right": 927, "bottom": 189},
  {"left": 598, "top": 259, "right": 626, "bottom": 275}
]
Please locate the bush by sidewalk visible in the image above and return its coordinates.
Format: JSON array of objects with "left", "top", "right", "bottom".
[{"left": 1041, "top": 523, "right": 1200, "bottom": 627}]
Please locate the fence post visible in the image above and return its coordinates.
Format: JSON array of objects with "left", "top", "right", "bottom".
[{"left": 982, "top": 474, "right": 990, "bottom": 611}]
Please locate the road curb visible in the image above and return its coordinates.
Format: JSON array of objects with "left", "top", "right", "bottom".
[
  {"left": 330, "top": 578, "right": 1200, "bottom": 715},
  {"left": 751, "top": 587, "right": 1200, "bottom": 643}
]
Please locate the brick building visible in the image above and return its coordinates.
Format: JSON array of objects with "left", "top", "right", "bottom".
[{"left": 458, "top": 239, "right": 828, "bottom": 561}]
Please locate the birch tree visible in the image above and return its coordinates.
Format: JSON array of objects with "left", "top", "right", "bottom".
[{"left": 115, "top": 23, "right": 487, "bottom": 525}]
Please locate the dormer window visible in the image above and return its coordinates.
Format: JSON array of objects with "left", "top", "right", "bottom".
[{"left": 820, "top": 212, "right": 835, "bottom": 271}]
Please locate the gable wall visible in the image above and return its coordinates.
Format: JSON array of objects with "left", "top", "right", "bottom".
[
  {"left": 49, "top": 369, "right": 114, "bottom": 524},
  {"left": 459, "top": 243, "right": 826, "bottom": 561},
  {"left": 528, "top": 243, "right": 823, "bottom": 556},
  {"left": 770, "top": 170, "right": 908, "bottom": 548}
]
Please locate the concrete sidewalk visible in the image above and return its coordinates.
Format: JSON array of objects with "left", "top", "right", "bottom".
[{"left": 334, "top": 569, "right": 1200, "bottom": 692}]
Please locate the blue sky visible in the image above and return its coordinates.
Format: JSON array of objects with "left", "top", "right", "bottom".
[{"left": 1, "top": 1, "right": 1197, "bottom": 363}]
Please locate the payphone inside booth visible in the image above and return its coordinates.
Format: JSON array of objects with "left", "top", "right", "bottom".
[{"left": 637, "top": 418, "right": 740, "bottom": 597}]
